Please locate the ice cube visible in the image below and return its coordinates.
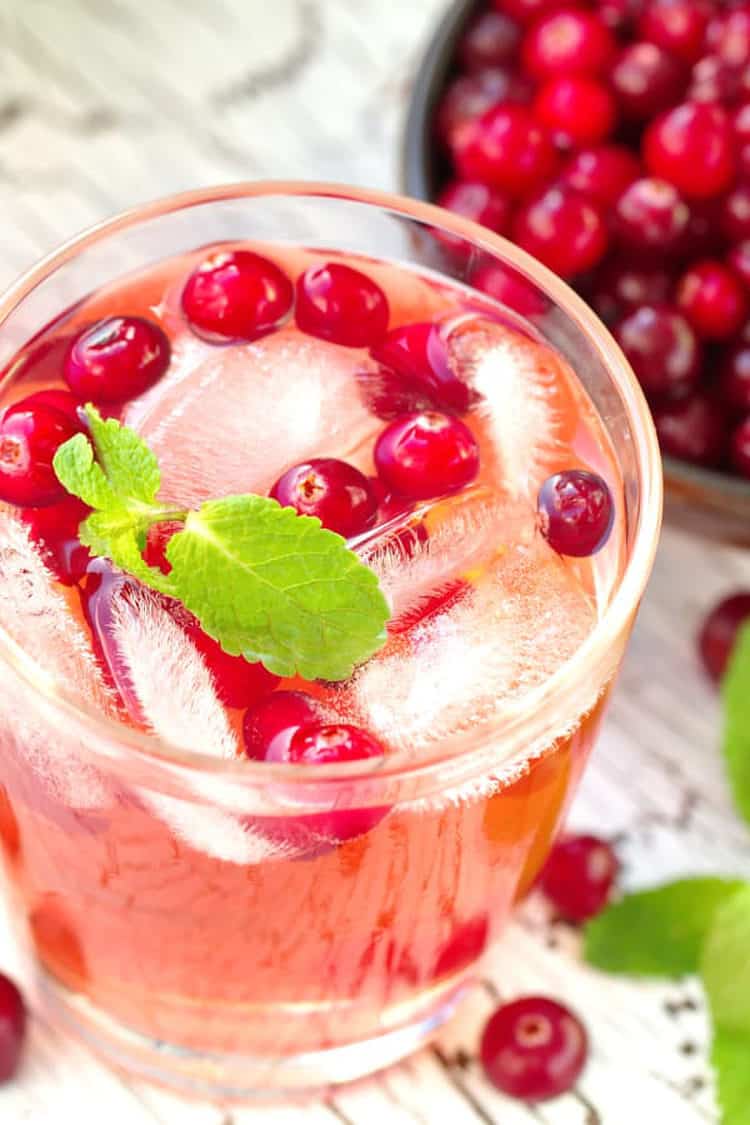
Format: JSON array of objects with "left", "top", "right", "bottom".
[
  {"left": 345, "top": 532, "right": 596, "bottom": 755},
  {"left": 144, "top": 791, "right": 298, "bottom": 865},
  {"left": 125, "top": 327, "right": 381, "bottom": 507}
]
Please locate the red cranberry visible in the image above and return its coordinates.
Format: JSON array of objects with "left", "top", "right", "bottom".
[
  {"left": 688, "top": 54, "right": 745, "bottom": 104},
  {"left": 734, "top": 103, "right": 750, "bottom": 146},
  {"left": 433, "top": 915, "right": 489, "bottom": 979},
  {"left": 471, "top": 261, "right": 548, "bottom": 315},
  {"left": 243, "top": 690, "right": 323, "bottom": 761},
  {"left": 590, "top": 262, "right": 673, "bottom": 325},
  {"left": 20, "top": 495, "right": 91, "bottom": 585},
  {"left": 437, "top": 180, "right": 512, "bottom": 241},
  {"left": 480, "top": 996, "right": 587, "bottom": 1101},
  {"left": 653, "top": 392, "right": 726, "bottom": 465},
  {"left": 739, "top": 143, "right": 750, "bottom": 180},
  {"left": 598, "top": 0, "right": 644, "bottom": 34},
  {"left": 65, "top": 316, "right": 170, "bottom": 402},
  {"left": 179, "top": 614, "right": 279, "bottom": 708},
  {"left": 699, "top": 592, "right": 750, "bottom": 681},
  {"left": 711, "top": 6, "right": 750, "bottom": 64},
  {"left": 678, "top": 197, "right": 727, "bottom": 259},
  {"left": 727, "top": 240, "right": 750, "bottom": 290},
  {"left": 143, "top": 519, "right": 183, "bottom": 575},
  {"left": 613, "top": 177, "right": 689, "bottom": 254},
  {"left": 611, "top": 42, "right": 687, "bottom": 120},
  {"left": 513, "top": 187, "right": 608, "bottom": 279},
  {"left": 270, "top": 458, "right": 378, "bottom": 538},
  {"left": 720, "top": 344, "right": 750, "bottom": 412},
  {"left": 296, "top": 263, "right": 389, "bottom": 348},
  {"left": 7, "top": 389, "right": 83, "bottom": 428},
  {"left": 533, "top": 75, "right": 617, "bottom": 149},
  {"left": 521, "top": 9, "right": 616, "bottom": 80},
  {"left": 721, "top": 184, "right": 750, "bottom": 243},
  {"left": 539, "top": 834, "right": 619, "bottom": 922},
  {"left": 181, "top": 250, "right": 293, "bottom": 342},
  {"left": 730, "top": 414, "right": 750, "bottom": 476},
  {"left": 559, "top": 145, "right": 641, "bottom": 206},
  {"left": 458, "top": 10, "right": 521, "bottom": 71},
  {"left": 537, "top": 469, "right": 614, "bottom": 557},
  {"left": 374, "top": 411, "right": 480, "bottom": 500},
  {"left": 370, "top": 321, "right": 472, "bottom": 414},
  {"left": 0, "top": 402, "right": 82, "bottom": 507},
  {"left": 638, "top": 1, "right": 712, "bottom": 64},
  {"left": 677, "top": 261, "right": 748, "bottom": 340},
  {"left": 436, "top": 69, "right": 534, "bottom": 146},
  {"left": 453, "top": 105, "right": 558, "bottom": 197},
  {"left": 644, "top": 102, "right": 736, "bottom": 200},
  {"left": 615, "top": 305, "right": 701, "bottom": 397},
  {"left": 0, "top": 974, "right": 25, "bottom": 1082},
  {"left": 494, "top": 0, "right": 579, "bottom": 26}
]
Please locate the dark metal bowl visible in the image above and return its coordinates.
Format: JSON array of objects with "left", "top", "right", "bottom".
[{"left": 402, "top": 0, "right": 750, "bottom": 545}]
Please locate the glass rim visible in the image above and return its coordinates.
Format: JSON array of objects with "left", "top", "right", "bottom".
[{"left": 0, "top": 180, "right": 663, "bottom": 786}]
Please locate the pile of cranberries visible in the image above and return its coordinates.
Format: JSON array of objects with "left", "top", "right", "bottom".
[{"left": 435, "top": 0, "right": 750, "bottom": 477}]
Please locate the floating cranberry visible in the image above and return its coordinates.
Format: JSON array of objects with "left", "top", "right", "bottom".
[
  {"left": 537, "top": 469, "right": 614, "bottom": 557},
  {"left": 243, "top": 690, "right": 323, "bottom": 761},
  {"left": 143, "top": 520, "right": 182, "bottom": 575},
  {"left": 653, "top": 392, "right": 726, "bottom": 465},
  {"left": 370, "top": 321, "right": 472, "bottom": 414},
  {"left": 181, "top": 250, "right": 293, "bottom": 342},
  {"left": 730, "top": 415, "right": 750, "bottom": 476},
  {"left": 638, "top": 1, "right": 712, "bottom": 65},
  {"left": 0, "top": 974, "right": 25, "bottom": 1082},
  {"left": 559, "top": 145, "right": 641, "bottom": 206},
  {"left": 65, "top": 316, "right": 170, "bottom": 402},
  {"left": 437, "top": 180, "right": 512, "bottom": 241},
  {"left": 611, "top": 42, "right": 687, "bottom": 120},
  {"left": 676, "top": 261, "right": 748, "bottom": 340},
  {"left": 453, "top": 105, "right": 558, "bottom": 197},
  {"left": 433, "top": 915, "right": 489, "bottom": 979},
  {"left": 296, "top": 263, "right": 389, "bottom": 348},
  {"left": 590, "top": 262, "right": 673, "bottom": 325},
  {"left": 720, "top": 344, "right": 750, "bottom": 413},
  {"left": 21, "top": 495, "right": 91, "bottom": 585},
  {"left": 533, "top": 75, "right": 617, "bottom": 149},
  {"left": 644, "top": 101, "right": 736, "bottom": 199},
  {"left": 521, "top": 9, "right": 616, "bottom": 80},
  {"left": 6, "top": 389, "right": 83, "bottom": 428},
  {"left": 458, "top": 10, "right": 521, "bottom": 72},
  {"left": 613, "top": 177, "right": 689, "bottom": 254},
  {"left": 374, "top": 411, "right": 480, "bottom": 500},
  {"left": 513, "top": 187, "right": 608, "bottom": 279},
  {"left": 539, "top": 834, "right": 619, "bottom": 922},
  {"left": 699, "top": 592, "right": 750, "bottom": 681},
  {"left": 615, "top": 305, "right": 701, "bottom": 397},
  {"left": 0, "top": 401, "right": 83, "bottom": 507},
  {"left": 480, "top": 996, "right": 588, "bottom": 1101},
  {"left": 178, "top": 614, "right": 279, "bottom": 709},
  {"left": 721, "top": 184, "right": 750, "bottom": 243},
  {"left": 270, "top": 458, "right": 378, "bottom": 539}
]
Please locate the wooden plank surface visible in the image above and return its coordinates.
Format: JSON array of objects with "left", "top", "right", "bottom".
[{"left": 1, "top": 1, "right": 749, "bottom": 1120}]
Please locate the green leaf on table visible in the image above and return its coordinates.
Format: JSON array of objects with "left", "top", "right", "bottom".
[
  {"left": 701, "top": 884, "right": 750, "bottom": 1035},
  {"left": 166, "top": 496, "right": 390, "bottom": 681},
  {"left": 723, "top": 624, "right": 750, "bottom": 826},
  {"left": 584, "top": 878, "right": 745, "bottom": 977},
  {"left": 711, "top": 1029, "right": 750, "bottom": 1125}
]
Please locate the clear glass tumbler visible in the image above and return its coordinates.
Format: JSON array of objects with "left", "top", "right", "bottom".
[{"left": 0, "top": 184, "right": 662, "bottom": 1099}]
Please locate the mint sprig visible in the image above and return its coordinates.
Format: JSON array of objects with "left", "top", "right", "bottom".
[
  {"left": 701, "top": 884, "right": 750, "bottom": 1036},
  {"left": 53, "top": 405, "right": 390, "bottom": 681},
  {"left": 723, "top": 623, "right": 750, "bottom": 826},
  {"left": 712, "top": 1029, "right": 750, "bottom": 1125}
]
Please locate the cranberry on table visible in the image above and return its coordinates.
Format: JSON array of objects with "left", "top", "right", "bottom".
[
  {"left": 643, "top": 101, "right": 736, "bottom": 199},
  {"left": 676, "top": 261, "right": 748, "bottom": 340},
  {"left": 435, "top": 72, "right": 515, "bottom": 148},
  {"left": 270, "top": 458, "right": 378, "bottom": 539},
  {"left": 452, "top": 104, "right": 558, "bottom": 197},
  {"left": 243, "top": 690, "right": 323, "bottom": 761},
  {"left": 638, "top": 1, "right": 712, "bottom": 65},
  {"left": 295, "top": 262, "right": 389, "bottom": 348},
  {"left": 374, "top": 411, "right": 480, "bottom": 500},
  {"left": 437, "top": 180, "right": 512, "bottom": 237},
  {"left": 0, "top": 973, "right": 25, "bottom": 1082},
  {"left": 559, "top": 145, "right": 641, "bottom": 207},
  {"left": 480, "top": 996, "right": 588, "bottom": 1101},
  {"left": 0, "top": 401, "right": 83, "bottom": 507},
  {"left": 613, "top": 177, "right": 689, "bottom": 254},
  {"left": 181, "top": 250, "right": 293, "bottom": 342},
  {"left": 513, "top": 187, "right": 608, "bottom": 279},
  {"left": 720, "top": 344, "right": 750, "bottom": 413},
  {"left": 730, "top": 415, "right": 750, "bottom": 477},
  {"left": 370, "top": 321, "right": 472, "bottom": 415},
  {"left": 699, "top": 592, "right": 750, "bottom": 682},
  {"left": 521, "top": 9, "right": 616, "bottom": 80},
  {"left": 64, "top": 316, "right": 170, "bottom": 402},
  {"left": 590, "top": 262, "right": 673, "bottom": 325},
  {"left": 653, "top": 392, "right": 726, "bottom": 466},
  {"left": 539, "top": 834, "right": 619, "bottom": 922},
  {"left": 610, "top": 42, "right": 687, "bottom": 120},
  {"left": 614, "top": 305, "right": 701, "bottom": 398},
  {"left": 537, "top": 469, "right": 614, "bottom": 557},
  {"left": 533, "top": 75, "right": 617, "bottom": 149},
  {"left": 458, "top": 10, "right": 522, "bottom": 72}
]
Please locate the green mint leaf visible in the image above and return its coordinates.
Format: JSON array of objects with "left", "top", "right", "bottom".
[
  {"left": 701, "top": 884, "right": 750, "bottom": 1035},
  {"left": 712, "top": 1030, "right": 750, "bottom": 1124},
  {"left": 84, "top": 404, "right": 161, "bottom": 506},
  {"left": 584, "top": 878, "right": 746, "bottom": 977},
  {"left": 166, "top": 496, "right": 390, "bottom": 680},
  {"left": 723, "top": 624, "right": 750, "bottom": 826},
  {"left": 52, "top": 430, "right": 120, "bottom": 512}
]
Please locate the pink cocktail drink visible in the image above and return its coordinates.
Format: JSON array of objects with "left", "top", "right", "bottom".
[{"left": 0, "top": 186, "right": 660, "bottom": 1096}]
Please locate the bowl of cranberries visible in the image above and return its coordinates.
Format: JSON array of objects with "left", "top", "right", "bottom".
[{"left": 404, "top": 0, "right": 750, "bottom": 542}]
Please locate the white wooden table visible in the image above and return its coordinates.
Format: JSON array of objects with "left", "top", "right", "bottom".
[{"left": 1, "top": 1, "right": 749, "bottom": 1121}]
